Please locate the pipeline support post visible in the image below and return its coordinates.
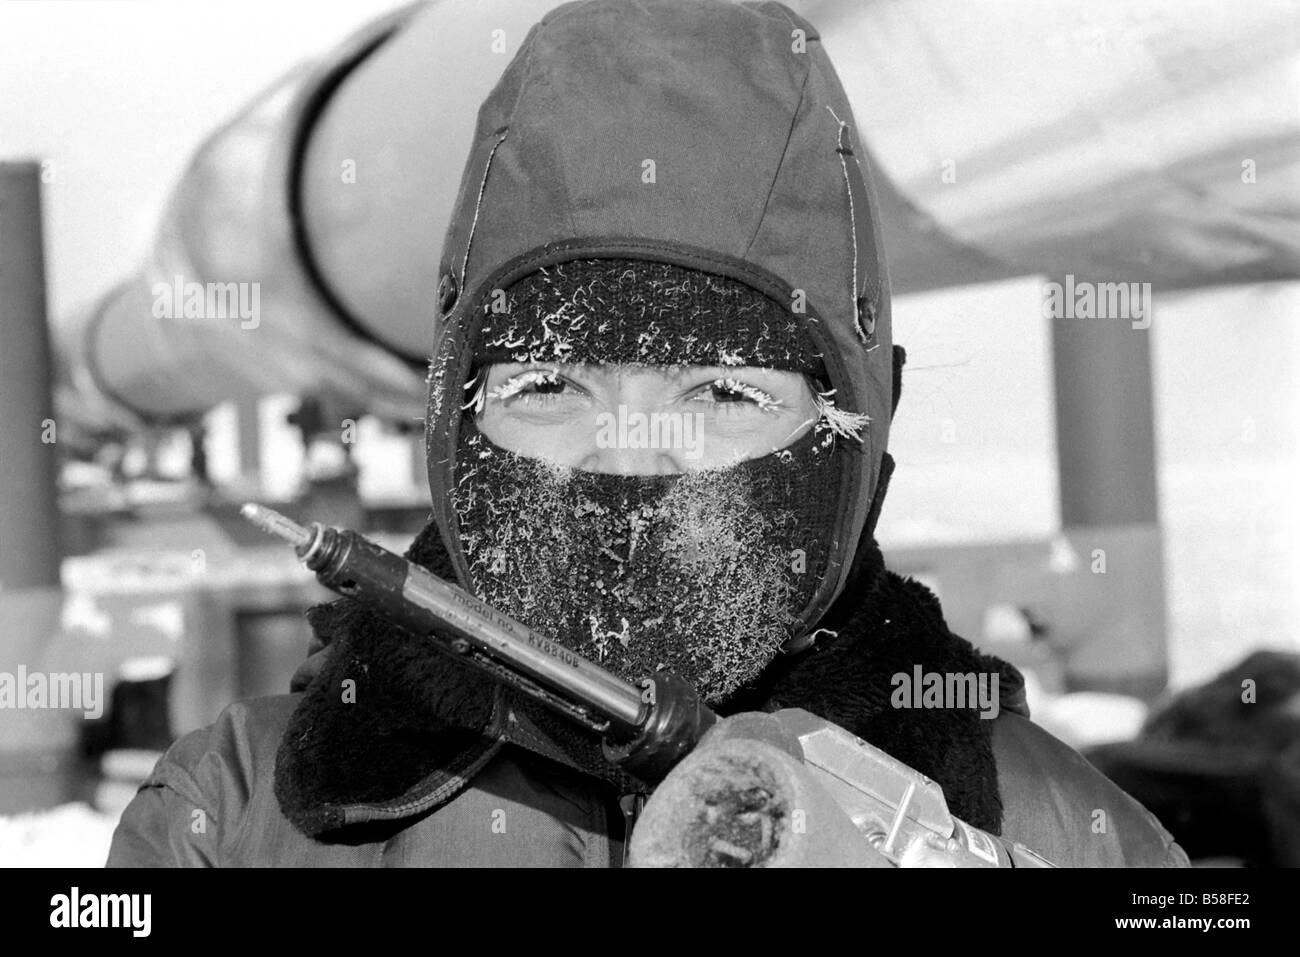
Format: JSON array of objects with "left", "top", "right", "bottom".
[
  {"left": 1049, "top": 278, "right": 1168, "bottom": 698},
  {"left": 0, "top": 161, "right": 62, "bottom": 590},
  {"left": 0, "top": 160, "right": 82, "bottom": 810}
]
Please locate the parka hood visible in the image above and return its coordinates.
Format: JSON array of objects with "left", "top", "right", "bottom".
[{"left": 425, "top": 0, "right": 894, "bottom": 630}]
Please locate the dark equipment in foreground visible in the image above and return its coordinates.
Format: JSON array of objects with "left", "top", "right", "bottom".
[{"left": 242, "top": 503, "right": 1054, "bottom": 868}]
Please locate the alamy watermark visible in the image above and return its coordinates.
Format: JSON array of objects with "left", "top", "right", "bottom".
[
  {"left": 1043, "top": 274, "right": 1152, "bottom": 329},
  {"left": 152, "top": 275, "right": 260, "bottom": 329},
  {"left": 50, "top": 888, "right": 150, "bottom": 937},
  {"left": 0, "top": 666, "right": 103, "bottom": 718},
  {"left": 891, "top": 666, "right": 1000, "bottom": 720},
  {"left": 595, "top": 405, "right": 705, "bottom": 460}
]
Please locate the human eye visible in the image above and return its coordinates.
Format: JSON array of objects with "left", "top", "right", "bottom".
[
  {"left": 688, "top": 376, "right": 783, "bottom": 412},
  {"left": 486, "top": 368, "right": 586, "bottom": 407}
]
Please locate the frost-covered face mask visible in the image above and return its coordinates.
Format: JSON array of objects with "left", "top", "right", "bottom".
[
  {"left": 451, "top": 414, "right": 842, "bottom": 705},
  {"left": 438, "top": 259, "right": 870, "bottom": 704}
]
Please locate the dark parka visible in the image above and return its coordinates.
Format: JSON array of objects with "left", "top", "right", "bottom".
[{"left": 108, "top": 0, "right": 1186, "bottom": 868}]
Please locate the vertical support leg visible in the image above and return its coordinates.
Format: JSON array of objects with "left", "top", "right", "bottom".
[{"left": 1050, "top": 280, "right": 1168, "bottom": 697}]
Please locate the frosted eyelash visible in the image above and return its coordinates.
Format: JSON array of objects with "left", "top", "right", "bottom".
[
  {"left": 486, "top": 369, "right": 562, "bottom": 402},
  {"left": 461, "top": 372, "right": 488, "bottom": 414},
  {"left": 710, "top": 377, "right": 783, "bottom": 411}
]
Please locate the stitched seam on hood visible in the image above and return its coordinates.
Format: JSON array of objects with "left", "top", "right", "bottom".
[
  {"left": 827, "top": 105, "right": 864, "bottom": 342},
  {"left": 459, "top": 130, "right": 509, "bottom": 292}
]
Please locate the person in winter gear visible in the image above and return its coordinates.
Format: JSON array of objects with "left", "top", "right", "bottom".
[{"left": 108, "top": 0, "right": 1187, "bottom": 868}]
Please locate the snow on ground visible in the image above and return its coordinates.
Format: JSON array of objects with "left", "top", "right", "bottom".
[{"left": 0, "top": 802, "right": 118, "bottom": 868}]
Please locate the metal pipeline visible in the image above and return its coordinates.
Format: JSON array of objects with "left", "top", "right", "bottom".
[{"left": 53, "top": 0, "right": 1300, "bottom": 431}]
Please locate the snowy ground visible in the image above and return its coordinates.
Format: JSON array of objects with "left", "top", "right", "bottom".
[{"left": 0, "top": 803, "right": 117, "bottom": 868}]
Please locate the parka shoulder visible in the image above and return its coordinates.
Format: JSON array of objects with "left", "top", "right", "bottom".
[
  {"left": 106, "top": 695, "right": 301, "bottom": 867},
  {"left": 992, "top": 711, "right": 1189, "bottom": 867}
]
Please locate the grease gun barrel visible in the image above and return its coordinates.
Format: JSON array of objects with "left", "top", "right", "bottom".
[{"left": 240, "top": 503, "right": 712, "bottom": 781}]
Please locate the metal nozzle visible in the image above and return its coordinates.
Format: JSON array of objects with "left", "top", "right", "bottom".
[{"left": 240, "top": 502, "right": 314, "bottom": 550}]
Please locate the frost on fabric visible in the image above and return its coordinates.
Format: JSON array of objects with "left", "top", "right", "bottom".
[
  {"left": 474, "top": 259, "right": 827, "bottom": 374},
  {"left": 449, "top": 426, "right": 833, "bottom": 704},
  {"left": 426, "top": 339, "right": 463, "bottom": 424},
  {"left": 812, "top": 387, "right": 870, "bottom": 447}
]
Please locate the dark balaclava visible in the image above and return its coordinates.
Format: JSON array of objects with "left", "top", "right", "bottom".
[{"left": 450, "top": 258, "right": 851, "bottom": 705}]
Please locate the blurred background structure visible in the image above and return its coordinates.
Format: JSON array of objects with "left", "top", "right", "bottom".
[{"left": 1, "top": 0, "right": 1298, "bottom": 866}]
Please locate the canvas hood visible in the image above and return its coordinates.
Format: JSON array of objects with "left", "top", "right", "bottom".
[{"left": 424, "top": 0, "right": 895, "bottom": 633}]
